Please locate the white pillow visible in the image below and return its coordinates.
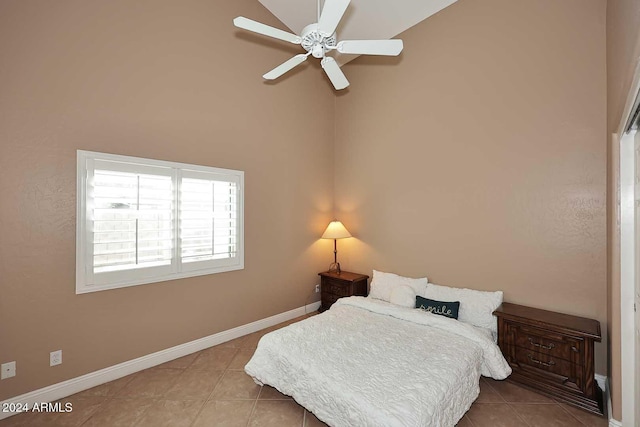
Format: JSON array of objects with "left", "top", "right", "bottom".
[
  {"left": 424, "top": 282, "right": 503, "bottom": 333},
  {"left": 389, "top": 285, "right": 417, "bottom": 308},
  {"left": 368, "top": 270, "right": 428, "bottom": 303}
]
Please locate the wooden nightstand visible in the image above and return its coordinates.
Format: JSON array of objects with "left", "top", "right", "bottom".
[
  {"left": 318, "top": 271, "right": 369, "bottom": 312},
  {"left": 494, "top": 303, "right": 603, "bottom": 415}
]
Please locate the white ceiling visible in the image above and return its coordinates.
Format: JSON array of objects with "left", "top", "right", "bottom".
[{"left": 257, "top": 0, "right": 459, "bottom": 63}]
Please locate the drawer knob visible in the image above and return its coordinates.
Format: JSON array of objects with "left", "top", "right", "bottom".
[
  {"left": 527, "top": 354, "right": 556, "bottom": 367},
  {"left": 528, "top": 337, "right": 555, "bottom": 350}
]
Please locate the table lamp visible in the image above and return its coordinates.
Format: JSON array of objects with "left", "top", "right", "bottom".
[{"left": 321, "top": 220, "right": 351, "bottom": 274}]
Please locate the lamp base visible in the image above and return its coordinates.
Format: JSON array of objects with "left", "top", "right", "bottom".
[{"left": 328, "top": 262, "right": 341, "bottom": 274}]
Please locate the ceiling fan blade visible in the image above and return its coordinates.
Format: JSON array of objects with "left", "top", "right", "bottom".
[
  {"left": 317, "top": 0, "right": 350, "bottom": 36},
  {"left": 233, "top": 17, "right": 301, "bottom": 44},
  {"left": 263, "top": 54, "right": 308, "bottom": 80},
  {"left": 337, "top": 39, "right": 404, "bottom": 56},
  {"left": 321, "top": 57, "right": 349, "bottom": 90}
]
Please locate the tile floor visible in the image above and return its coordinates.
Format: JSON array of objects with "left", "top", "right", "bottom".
[{"left": 0, "top": 313, "right": 608, "bottom": 427}]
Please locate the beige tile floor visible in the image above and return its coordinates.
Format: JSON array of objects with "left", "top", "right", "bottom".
[{"left": 0, "top": 313, "right": 608, "bottom": 427}]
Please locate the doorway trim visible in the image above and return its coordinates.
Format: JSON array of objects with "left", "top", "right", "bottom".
[{"left": 616, "top": 59, "right": 640, "bottom": 427}]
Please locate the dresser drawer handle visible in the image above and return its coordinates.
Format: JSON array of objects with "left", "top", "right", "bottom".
[
  {"left": 528, "top": 338, "right": 555, "bottom": 350},
  {"left": 527, "top": 354, "right": 556, "bottom": 367}
]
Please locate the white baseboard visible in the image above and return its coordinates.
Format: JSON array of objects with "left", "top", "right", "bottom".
[
  {"left": 595, "top": 373, "right": 606, "bottom": 392},
  {"left": 0, "top": 301, "right": 321, "bottom": 421}
]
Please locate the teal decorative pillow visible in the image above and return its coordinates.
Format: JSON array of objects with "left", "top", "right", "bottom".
[{"left": 416, "top": 296, "right": 460, "bottom": 319}]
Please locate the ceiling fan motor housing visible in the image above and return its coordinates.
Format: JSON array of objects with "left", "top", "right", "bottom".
[{"left": 301, "top": 24, "right": 337, "bottom": 58}]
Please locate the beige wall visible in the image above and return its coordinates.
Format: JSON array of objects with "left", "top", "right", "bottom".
[
  {"left": 0, "top": 0, "right": 616, "bottom": 409},
  {"left": 0, "top": 0, "right": 335, "bottom": 400},
  {"left": 606, "top": 0, "right": 640, "bottom": 420},
  {"left": 335, "top": 0, "right": 608, "bottom": 376}
]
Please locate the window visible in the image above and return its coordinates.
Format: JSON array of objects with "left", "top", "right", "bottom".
[{"left": 76, "top": 150, "right": 244, "bottom": 294}]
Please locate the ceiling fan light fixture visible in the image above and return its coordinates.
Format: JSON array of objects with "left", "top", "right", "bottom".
[{"left": 301, "top": 24, "right": 337, "bottom": 59}]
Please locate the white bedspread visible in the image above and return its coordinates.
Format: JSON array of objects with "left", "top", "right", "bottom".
[{"left": 245, "top": 297, "right": 511, "bottom": 427}]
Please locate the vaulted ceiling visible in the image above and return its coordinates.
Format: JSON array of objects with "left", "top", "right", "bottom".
[{"left": 257, "top": 0, "right": 459, "bottom": 63}]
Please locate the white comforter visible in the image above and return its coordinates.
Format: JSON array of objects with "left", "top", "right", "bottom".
[{"left": 245, "top": 297, "right": 511, "bottom": 427}]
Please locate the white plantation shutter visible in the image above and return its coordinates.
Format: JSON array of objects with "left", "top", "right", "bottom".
[
  {"left": 180, "top": 174, "right": 238, "bottom": 264},
  {"left": 180, "top": 172, "right": 239, "bottom": 269},
  {"left": 92, "top": 163, "right": 174, "bottom": 274},
  {"left": 77, "top": 151, "right": 244, "bottom": 293}
]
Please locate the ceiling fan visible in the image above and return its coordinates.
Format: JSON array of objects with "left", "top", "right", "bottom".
[{"left": 233, "top": 0, "right": 403, "bottom": 90}]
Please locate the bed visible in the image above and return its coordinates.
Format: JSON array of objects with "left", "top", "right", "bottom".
[{"left": 245, "top": 286, "right": 512, "bottom": 427}]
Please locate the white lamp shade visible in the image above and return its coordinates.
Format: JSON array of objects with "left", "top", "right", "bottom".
[{"left": 322, "top": 220, "right": 352, "bottom": 239}]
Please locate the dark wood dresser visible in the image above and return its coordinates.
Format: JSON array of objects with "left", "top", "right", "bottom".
[
  {"left": 318, "top": 271, "right": 369, "bottom": 312},
  {"left": 494, "top": 303, "right": 603, "bottom": 415}
]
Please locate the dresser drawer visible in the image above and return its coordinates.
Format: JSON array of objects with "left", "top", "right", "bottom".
[
  {"left": 506, "top": 322, "right": 584, "bottom": 364},
  {"left": 503, "top": 345, "right": 585, "bottom": 393},
  {"left": 515, "top": 347, "right": 583, "bottom": 387},
  {"left": 516, "top": 347, "right": 584, "bottom": 393}
]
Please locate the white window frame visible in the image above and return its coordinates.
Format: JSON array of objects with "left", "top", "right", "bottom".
[{"left": 76, "top": 150, "right": 244, "bottom": 294}]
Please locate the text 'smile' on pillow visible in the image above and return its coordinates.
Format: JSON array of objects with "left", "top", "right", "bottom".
[
  {"left": 424, "top": 282, "right": 503, "bottom": 333},
  {"left": 416, "top": 295, "right": 460, "bottom": 319}
]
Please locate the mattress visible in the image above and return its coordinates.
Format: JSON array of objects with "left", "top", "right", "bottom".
[{"left": 245, "top": 296, "right": 511, "bottom": 427}]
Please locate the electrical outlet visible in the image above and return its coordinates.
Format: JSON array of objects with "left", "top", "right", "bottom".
[
  {"left": 315, "top": 284, "right": 320, "bottom": 293},
  {"left": 50, "top": 350, "right": 62, "bottom": 367},
  {"left": 1, "top": 361, "right": 16, "bottom": 379}
]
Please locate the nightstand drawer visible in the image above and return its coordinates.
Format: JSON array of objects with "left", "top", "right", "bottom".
[
  {"left": 321, "top": 293, "right": 341, "bottom": 308},
  {"left": 506, "top": 322, "right": 584, "bottom": 364},
  {"left": 318, "top": 271, "right": 369, "bottom": 312},
  {"left": 322, "top": 278, "right": 351, "bottom": 296}
]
